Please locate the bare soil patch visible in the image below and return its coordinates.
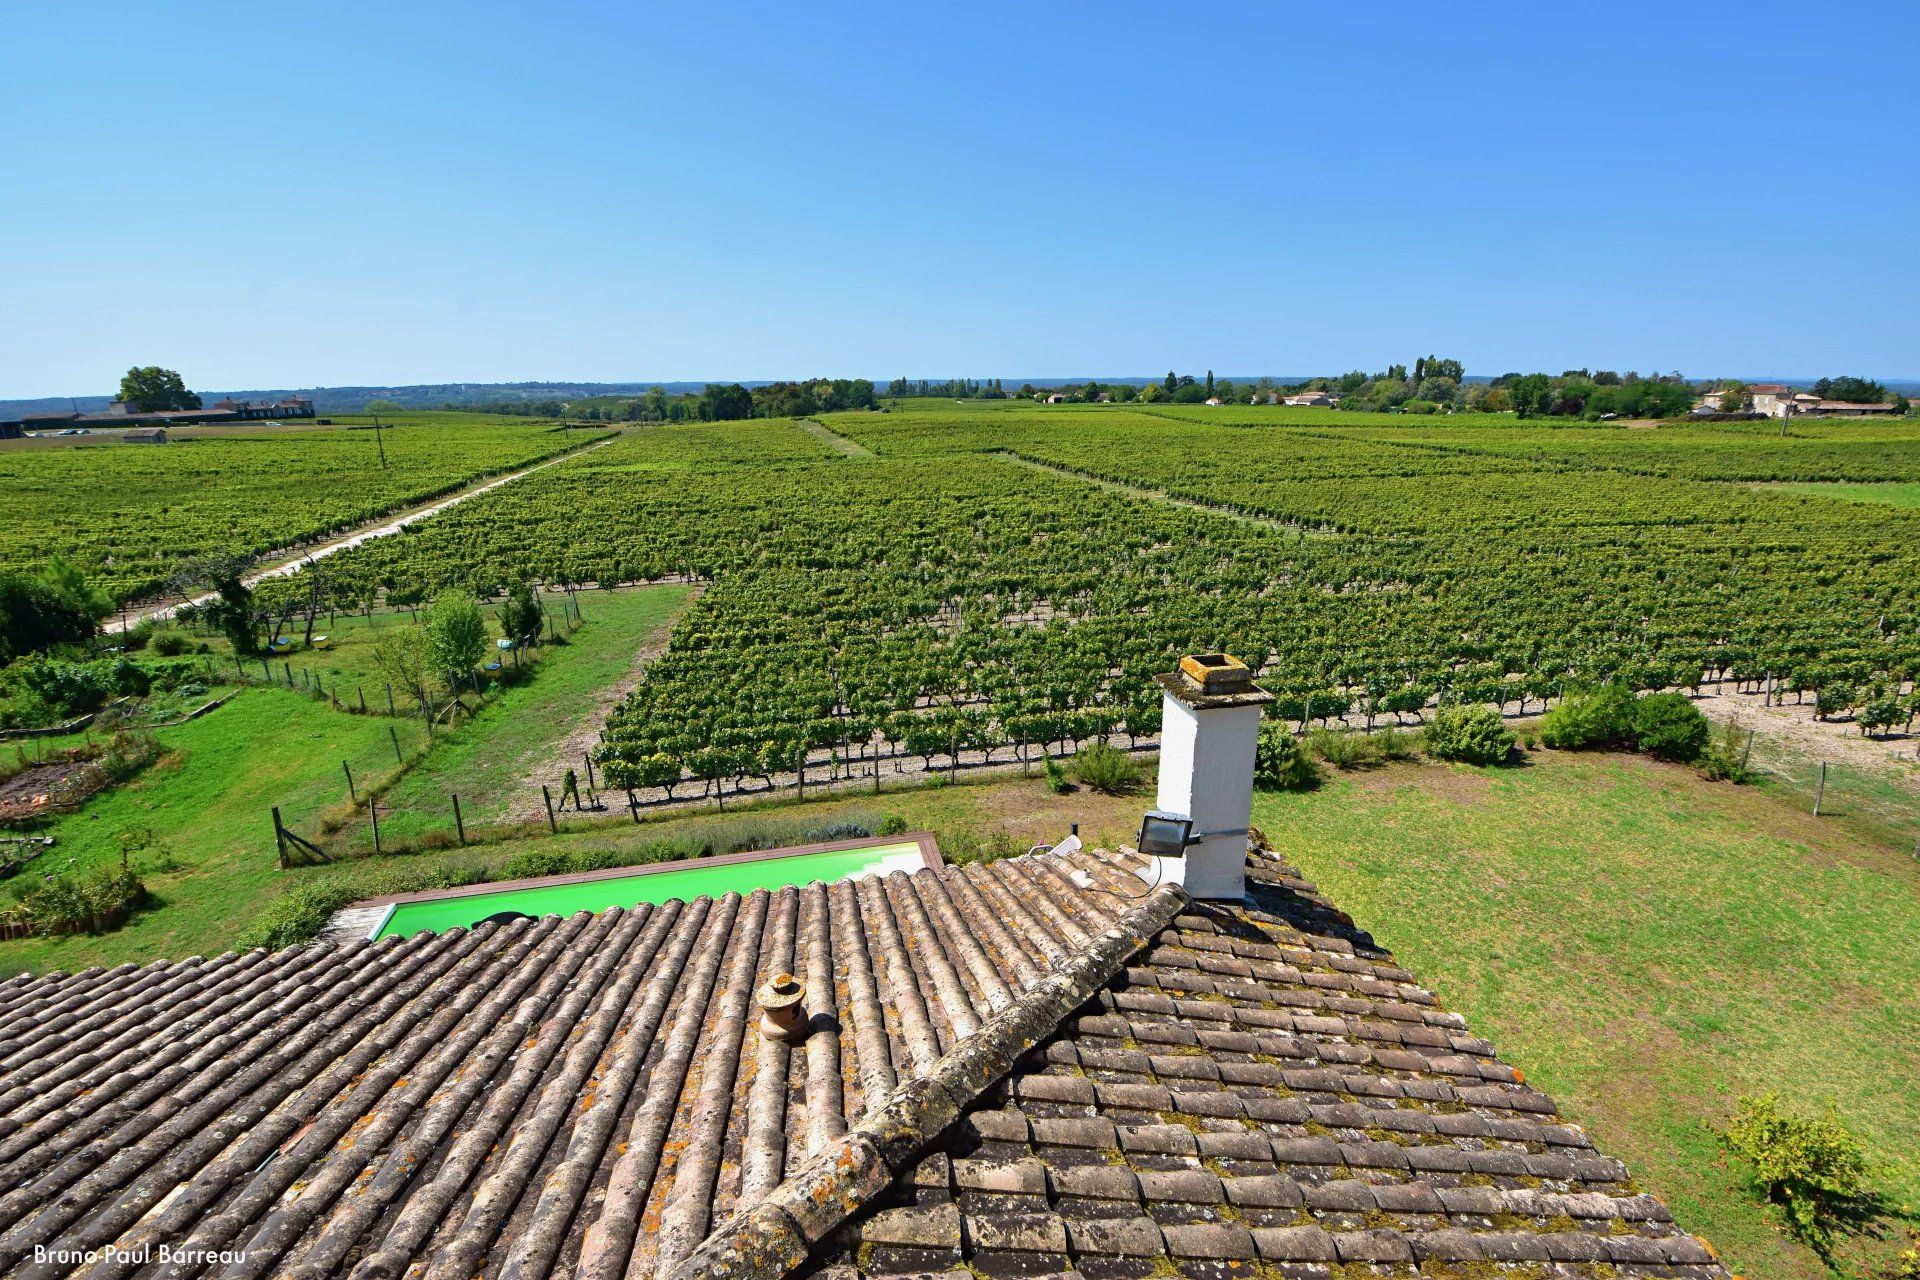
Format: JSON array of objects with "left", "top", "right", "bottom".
[
  {"left": 1693, "top": 683, "right": 1919, "bottom": 777},
  {"left": 0, "top": 757, "right": 106, "bottom": 824}
]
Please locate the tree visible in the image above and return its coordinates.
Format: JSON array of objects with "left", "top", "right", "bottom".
[
  {"left": 498, "top": 579, "right": 543, "bottom": 647},
  {"left": 372, "top": 628, "right": 434, "bottom": 715},
  {"left": 364, "top": 398, "right": 404, "bottom": 415},
  {"left": 697, "top": 383, "right": 754, "bottom": 421},
  {"left": 1138, "top": 381, "right": 1167, "bottom": 403},
  {"left": 425, "top": 590, "right": 489, "bottom": 692},
  {"left": 1812, "top": 375, "right": 1889, "bottom": 405},
  {"left": 117, "top": 366, "right": 201, "bottom": 413},
  {"left": 204, "top": 574, "right": 259, "bottom": 656},
  {"left": 0, "top": 572, "right": 96, "bottom": 662},
  {"left": 1164, "top": 371, "right": 1178, "bottom": 395}
]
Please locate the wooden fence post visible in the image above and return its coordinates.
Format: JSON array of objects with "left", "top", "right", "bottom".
[
  {"left": 357, "top": 686, "right": 367, "bottom": 714},
  {"left": 272, "top": 806, "right": 288, "bottom": 869},
  {"left": 389, "top": 724, "right": 404, "bottom": 765},
  {"left": 343, "top": 761, "right": 357, "bottom": 804},
  {"left": 285, "top": 662, "right": 294, "bottom": 686},
  {"left": 453, "top": 794, "right": 466, "bottom": 845},
  {"left": 369, "top": 798, "right": 382, "bottom": 855},
  {"left": 1740, "top": 730, "right": 1754, "bottom": 776},
  {"left": 584, "top": 753, "right": 596, "bottom": 792},
  {"left": 386, "top": 684, "right": 396, "bottom": 716},
  {"left": 1813, "top": 761, "right": 1828, "bottom": 816},
  {"left": 628, "top": 789, "right": 641, "bottom": 823},
  {"left": 542, "top": 786, "right": 558, "bottom": 833}
]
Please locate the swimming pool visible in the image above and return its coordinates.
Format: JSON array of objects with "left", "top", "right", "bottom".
[{"left": 365, "top": 834, "right": 939, "bottom": 939}]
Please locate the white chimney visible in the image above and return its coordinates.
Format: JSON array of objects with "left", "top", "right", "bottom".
[{"left": 1148, "top": 654, "right": 1272, "bottom": 900}]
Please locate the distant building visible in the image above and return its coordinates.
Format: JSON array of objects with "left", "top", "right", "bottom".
[
  {"left": 121, "top": 428, "right": 168, "bottom": 444},
  {"left": 1044, "top": 393, "right": 1067, "bottom": 404},
  {"left": 0, "top": 421, "right": 22, "bottom": 440},
  {"left": 1203, "top": 396, "right": 1224, "bottom": 406},
  {"left": 1283, "top": 391, "right": 1338, "bottom": 407},
  {"left": 212, "top": 395, "right": 316, "bottom": 421},
  {"left": 1811, "top": 399, "right": 1901, "bottom": 416},
  {"left": 1698, "top": 383, "right": 1899, "bottom": 419}
]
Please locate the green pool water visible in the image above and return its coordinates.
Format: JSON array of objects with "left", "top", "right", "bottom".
[{"left": 372, "top": 841, "right": 923, "bottom": 939}]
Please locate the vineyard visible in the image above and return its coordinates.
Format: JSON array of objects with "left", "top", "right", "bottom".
[
  {"left": 227, "top": 405, "right": 1920, "bottom": 805},
  {"left": 0, "top": 412, "right": 605, "bottom": 604}
]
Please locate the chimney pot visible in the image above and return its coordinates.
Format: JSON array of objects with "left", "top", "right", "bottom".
[{"left": 757, "top": 973, "right": 809, "bottom": 1042}]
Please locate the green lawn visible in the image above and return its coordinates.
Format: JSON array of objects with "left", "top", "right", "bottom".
[
  {"left": 343, "top": 584, "right": 692, "bottom": 849},
  {"left": 0, "top": 686, "right": 416, "bottom": 973},
  {"left": 1768, "top": 480, "right": 1920, "bottom": 509},
  {"left": 1254, "top": 751, "right": 1920, "bottom": 1280}
]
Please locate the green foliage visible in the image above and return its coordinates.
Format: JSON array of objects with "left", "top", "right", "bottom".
[
  {"left": 1713, "top": 1093, "right": 1870, "bottom": 1255},
  {"left": 1304, "top": 727, "right": 1371, "bottom": 771},
  {"left": 1700, "top": 721, "right": 1752, "bottom": 783},
  {"left": 1424, "top": 705, "right": 1514, "bottom": 765},
  {"left": 116, "top": 365, "right": 200, "bottom": 413},
  {"left": 12, "top": 655, "right": 150, "bottom": 717},
  {"left": 1631, "top": 692, "right": 1710, "bottom": 762},
  {"left": 498, "top": 579, "right": 543, "bottom": 647},
  {"left": 0, "top": 570, "right": 97, "bottom": 662},
  {"left": 97, "top": 727, "right": 161, "bottom": 783},
  {"left": 371, "top": 627, "right": 434, "bottom": 712},
  {"left": 204, "top": 574, "right": 259, "bottom": 657},
  {"left": 2, "top": 864, "right": 147, "bottom": 935},
  {"left": 1042, "top": 756, "right": 1070, "bottom": 794},
  {"left": 425, "top": 590, "right": 489, "bottom": 689},
  {"left": 148, "top": 627, "right": 193, "bottom": 657},
  {"left": 877, "top": 812, "right": 908, "bottom": 836},
  {"left": 1255, "top": 721, "right": 1320, "bottom": 790},
  {"left": 1069, "top": 743, "right": 1142, "bottom": 795},
  {"left": 1540, "top": 684, "right": 1638, "bottom": 750}
]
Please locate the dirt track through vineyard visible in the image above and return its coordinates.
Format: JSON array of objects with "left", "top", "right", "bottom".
[{"left": 107, "top": 434, "right": 617, "bottom": 633}]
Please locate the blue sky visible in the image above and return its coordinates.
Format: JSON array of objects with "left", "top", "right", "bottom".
[{"left": 2, "top": 2, "right": 1915, "bottom": 396}]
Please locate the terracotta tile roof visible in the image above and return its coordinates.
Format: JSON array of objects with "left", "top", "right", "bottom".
[
  {"left": 0, "top": 848, "right": 1174, "bottom": 1280},
  {"left": 787, "top": 846, "right": 1731, "bottom": 1280},
  {"left": 0, "top": 844, "right": 1726, "bottom": 1280}
]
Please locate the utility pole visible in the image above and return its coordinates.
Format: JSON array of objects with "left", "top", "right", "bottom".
[{"left": 372, "top": 410, "right": 389, "bottom": 469}]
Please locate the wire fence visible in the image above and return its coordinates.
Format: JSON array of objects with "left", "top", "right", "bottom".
[{"left": 1741, "top": 729, "right": 1920, "bottom": 858}]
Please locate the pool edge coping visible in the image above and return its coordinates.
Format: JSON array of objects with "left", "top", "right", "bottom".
[{"left": 344, "top": 831, "right": 943, "bottom": 918}]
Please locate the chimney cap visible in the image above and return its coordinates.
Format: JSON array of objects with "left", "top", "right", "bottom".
[{"left": 1159, "top": 653, "right": 1274, "bottom": 710}]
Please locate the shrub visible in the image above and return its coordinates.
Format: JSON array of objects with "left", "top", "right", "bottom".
[
  {"left": 1306, "top": 727, "right": 1373, "bottom": 771},
  {"left": 500, "top": 849, "right": 576, "bottom": 880},
  {"left": 1255, "top": 722, "right": 1320, "bottom": 790},
  {"left": 1700, "top": 721, "right": 1751, "bottom": 783},
  {"left": 149, "top": 628, "right": 193, "bottom": 657},
  {"left": 877, "top": 812, "right": 908, "bottom": 836},
  {"left": 1632, "top": 692, "right": 1710, "bottom": 762},
  {"left": 1713, "top": 1093, "right": 1869, "bottom": 1254},
  {"left": 1424, "top": 705, "right": 1514, "bottom": 765},
  {"left": 803, "top": 821, "right": 873, "bottom": 844},
  {"left": 1070, "top": 743, "right": 1143, "bottom": 795},
  {"left": 1540, "top": 684, "right": 1637, "bottom": 750},
  {"left": 1042, "top": 756, "right": 1071, "bottom": 794},
  {"left": 3, "top": 864, "right": 147, "bottom": 935},
  {"left": 97, "top": 728, "right": 161, "bottom": 783}
]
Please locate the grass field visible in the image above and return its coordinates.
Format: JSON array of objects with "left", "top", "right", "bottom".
[
  {"left": 1769, "top": 480, "right": 1920, "bottom": 509},
  {"left": 1254, "top": 751, "right": 1920, "bottom": 1280}
]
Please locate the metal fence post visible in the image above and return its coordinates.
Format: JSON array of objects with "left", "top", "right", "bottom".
[
  {"left": 453, "top": 793, "right": 466, "bottom": 845},
  {"left": 343, "top": 761, "right": 357, "bottom": 804},
  {"left": 542, "top": 785, "right": 558, "bottom": 833},
  {"left": 369, "top": 797, "right": 382, "bottom": 855},
  {"left": 1813, "top": 761, "right": 1827, "bottom": 816},
  {"left": 272, "top": 806, "right": 288, "bottom": 869}
]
